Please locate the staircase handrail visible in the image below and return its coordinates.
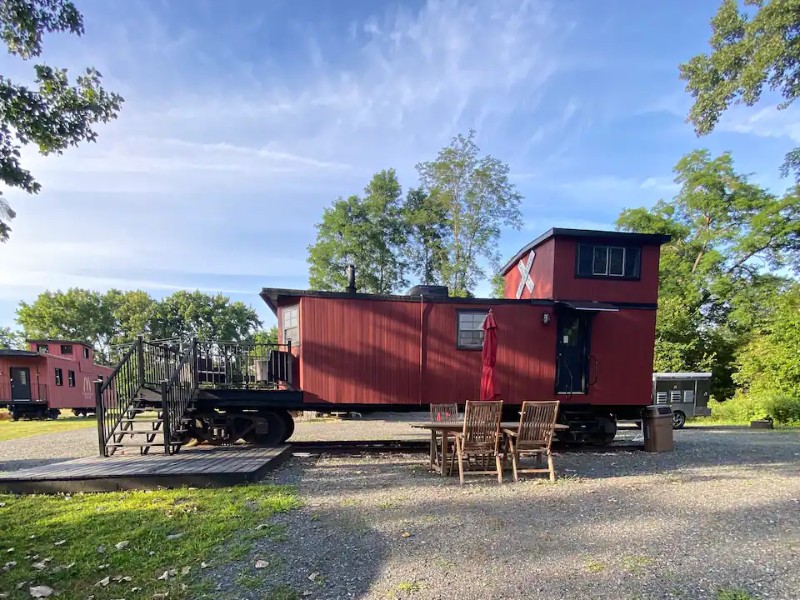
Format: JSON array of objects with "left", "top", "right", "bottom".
[{"left": 159, "top": 339, "right": 198, "bottom": 453}]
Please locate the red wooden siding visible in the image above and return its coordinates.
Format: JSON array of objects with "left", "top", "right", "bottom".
[
  {"left": 583, "top": 309, "right": 656, "bottom": 406},
  {"left": 551, "top": 238, "right": 661, "bottom": 304},
  {"left": 503, "top": 238, "right": 555, "bottom": 300}
]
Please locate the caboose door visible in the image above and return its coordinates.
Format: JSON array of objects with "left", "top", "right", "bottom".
[
  {"left": 555, "top": 313, "right": 590, "bottom": 394},
  {"left": 10, "top": 367, "right": 32, "bottom": 401}
]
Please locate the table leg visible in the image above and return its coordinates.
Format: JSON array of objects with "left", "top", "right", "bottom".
[
  {"left": 430, "top": 430, "right": 436, "bottom": 472},
  {"left": 441, "top": 431, "right": 449, "bottom": 476}
]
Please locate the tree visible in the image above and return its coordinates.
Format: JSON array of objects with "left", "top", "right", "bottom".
[
  {"left": 680, "top": 0, "right": 800, "bottom": 181},
  {"left": 308, "top": 169, "right": 408, "bottom": 294},
  {"left": 252, "top": 326, "right": 278, "bottom": 345},
  {"left": 0, "top": 326, "right": 24, "bottom": 349},
  {"left": 402, "top": 187, "right": 448, "bottom": 285},
  {"left": 416, "top": 130, "right": 523, "bottom": 296},
  {"left": 0, "top": 0, "right": 123, "bottom": 241},
  {"left": 617, "top": 149, "right": 800, "bottom": 398},
  {"left": 149, "top": 291, "right": 262, "bottom": 342},
  {"left": 735, "top": 283, "right": 800, "bottom": 400},
  {"left": 105, "top": 289, "right": 157, "bottom": 344},
  {"left": 17, "top": 288, "right": 116, "bottom": 353}
]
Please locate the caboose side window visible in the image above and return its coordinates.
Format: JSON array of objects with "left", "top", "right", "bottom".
[
  {"left": 577, "top": 244, "right": 641, "bottom": 279},
  {"left": 281, "top": 305, "right": 299, "bottom": 345},
  {"left": 457, "top": 310, "right": 487, "bottom": 350}
]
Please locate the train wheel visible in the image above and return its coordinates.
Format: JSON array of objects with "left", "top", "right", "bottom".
[
  {"left": 247, "top": 410, "right": 286, "bottom": 446},
  {"left": 48, "top": 409, "right": 60, "bottom": 420},
  {"left": 279, "top": 410, "right": 295, "bottom": 442},
  {"left": 588, "top": 415, "right": 617, "bottom": 444},
  {"left": 9, "top": 407, "right": 19, "bottom": 421}
]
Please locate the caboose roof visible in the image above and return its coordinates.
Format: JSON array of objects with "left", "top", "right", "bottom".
[
  {"left": 26, "top": 339, "right": 93, "bottom": 348},
  {"left": 500, "top": 228, "right": 671, "bottom": 275}
]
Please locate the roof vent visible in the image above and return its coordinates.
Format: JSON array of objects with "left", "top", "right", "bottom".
[{"left": 407, "top": 285, "right": 449, "bottom": 297}]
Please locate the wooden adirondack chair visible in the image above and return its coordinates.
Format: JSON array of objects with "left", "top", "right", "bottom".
[
  {"left": 503, "top": 401, "right": 559, "bottom": 482},
  {"left": 453, "top": 400, "right": 503, "bottom": 484}
]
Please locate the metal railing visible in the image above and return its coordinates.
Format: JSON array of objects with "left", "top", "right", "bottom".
[
  {"left": 160, "top": 342, "right": 197, "bottom": 454},
  {"left": 0, "top": 382, "right": 48, "bottom": 403},
  {"left": 196, "top": 341, "right": 293, "bottom": 390}
]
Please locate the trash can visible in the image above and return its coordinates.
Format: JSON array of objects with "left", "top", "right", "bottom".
[{"left": 642, "top": 405, "right": 674, "bottom": 452}]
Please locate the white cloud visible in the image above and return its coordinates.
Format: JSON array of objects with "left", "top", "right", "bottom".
[{"left": 719, "top": 104, "right": 800, "bottom": 144}]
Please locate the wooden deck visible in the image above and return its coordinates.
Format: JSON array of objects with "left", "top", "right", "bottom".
[{"left": 0, "top": 445, "right": 291, "bottom": 494}]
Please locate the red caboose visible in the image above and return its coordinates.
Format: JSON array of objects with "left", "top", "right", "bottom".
[
  {"left": 260, "top": 228, "right": 670, "bottom": 441},
  {"left": 0, "top": 340, "right": 113, "bottom": 420}
]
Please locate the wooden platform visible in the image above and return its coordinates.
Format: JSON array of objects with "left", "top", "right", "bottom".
[{"left": 0, "top": 445, "right": 291, "bottom": 494}]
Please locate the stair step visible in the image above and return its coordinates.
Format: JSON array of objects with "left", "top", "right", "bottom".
[
  {"left": 107, "top": 441, "right": 167, "bottom": 447},
  {"left": 114, "top": 430, "right": 163, "bottom": 436},
  {"left": 119, "top": 418, "right": 163, "bottom": 424}
]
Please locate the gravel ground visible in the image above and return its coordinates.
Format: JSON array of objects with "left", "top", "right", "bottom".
[
  {"left": 209, "top": 425, "right": 800, "bottom": 600},
  {"left": 3, "top": 417, "right": 799, "bottom": 599}
]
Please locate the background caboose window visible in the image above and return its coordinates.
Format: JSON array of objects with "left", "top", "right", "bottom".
[
  {"left": 457, "top": 310, "right": 487, "bottom": 350},
  {"left": 61, "top": 344, "right": 73, "bottom": 354},
  {"left": 592, "top": 246, "right": 608, "bottom": 275},
  {"left": 55, "top": 368, "right": 63, "bottom": 386},
  {"left": 68, "top": 370, "right": 76, "bottom": 387},
  {"left": 37, "top": 344, "right": 49, "bottom": 353},
  {"left": 281, "top": 305, "right": 299, "bottom": 345},
  {"left": 83, "top": 347, "right": 90, "bottom": 359}
]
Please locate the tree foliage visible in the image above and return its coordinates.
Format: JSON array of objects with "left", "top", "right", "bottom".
[
  {"left": 416, "top": 130, "right": 523, "bottom": 296},
  {"left": 16, "top": 288, "right": 261, "bottom": 359},
  {"left": 618, "top": 149, "right": 799, "bottom": 399},
  {"left": 402, "top": 187, "right": 448, "bottom": 286},
  {"left": 308, "top": 169, "right": 408, "bottom": 294},
  {"left": 0, "top": 0, "right": 123, "bottom": 241},
  {"left": 0, "top": 326, "right": 24, "bottom": 349},
  {"left": 680, "top": 0, "right": 800, "bottom": 180}
]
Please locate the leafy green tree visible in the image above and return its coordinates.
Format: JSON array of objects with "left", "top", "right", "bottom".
[
  {"left": 402, "top": 187, "right": 448, "bottom": 285},
  {"left": 618, "top": 149, "right": 799, "bottom": 398},
  {"left": 149, "top": 291, "right": 261, "bottom": 342},
  {"left": 734, "top": 284, "right": 800, "bottom": 400},
  {"left": 252, "top": 326, "right": 278, "bottom": 345},
  {"left": 416, "top": 130, "right": 523, "bottom": 296},
  {"left": 17, "top": 288, "right": 116, "bottom": 353},
  {"left": 105, "top": 289, "right": 157, "bottom": 344},
  {"left": 0, "top": 0, "right": 123, "bottom": 241},
  {"left": 490, "top": 273, "right": 506, "bottom": 299},
  {"left": 308, "top": 169, "right": 408, "bottom": 294},
  {"left": 680, "top": 0, "right": 800, "bottom": 180},
  {"left": 0, "top": 326, "right": 24, "bottom": 349}
]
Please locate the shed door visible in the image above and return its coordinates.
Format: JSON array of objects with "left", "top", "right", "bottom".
[
  {"left": 555, "top": 313, "right": 590, "bottom": 394},
  {"left": 10, "top": 367, "right": 32, "bottom": 401}
]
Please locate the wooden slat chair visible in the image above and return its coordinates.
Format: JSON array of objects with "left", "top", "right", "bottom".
[
  {"left": 429, "top": 403, "right": 459, "bottom": 472},
  {"left": 504, "top": 401, "right": 559, "bottom": 482},
  {"left": 453, "top": 400, "right": 504, "bottom": 484}
]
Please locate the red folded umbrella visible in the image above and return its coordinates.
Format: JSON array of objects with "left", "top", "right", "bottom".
[{"left": 480, "top": 310, "right": 499, "bottom": 401}]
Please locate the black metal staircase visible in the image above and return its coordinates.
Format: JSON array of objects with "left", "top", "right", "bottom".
[{"left": 95, "top": 337, "right": 198, "bottom": 456}]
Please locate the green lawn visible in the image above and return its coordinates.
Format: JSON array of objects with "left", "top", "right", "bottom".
[
  {"left": 0, "top": 415, "right": 96, "bottom": 442},
  {"left": 0, "top": 484, "right": 300, "bottom": 599}
]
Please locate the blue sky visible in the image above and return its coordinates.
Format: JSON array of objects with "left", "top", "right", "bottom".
[{"left": 1, "top": 0, "right": 798, "bottom": 330}]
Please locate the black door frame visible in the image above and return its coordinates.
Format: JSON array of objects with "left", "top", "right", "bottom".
[
  {"left": 10, "top": 367, "right": 32, "bottom": 401},
  {"left": 554, "top": 311, "right": 592, "bottom": 394}
]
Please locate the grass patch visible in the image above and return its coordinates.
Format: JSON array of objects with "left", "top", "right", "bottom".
[
  {"left": 0, "top": 483, "right": 299, "bottom": 600},
  {"left": 0, "top": 415, "right": 95, "bottom": 441},
  {"left": 583, "top": 558, "right": 606, "bottom": 573},
  {"left": 716, "top": 589, "right": 755, "bottom": 600},
  {"left": 396, "top": 581, "right": 422, "bottom": 593},
  {"left": 266, "top": 585, "right": 301, "bottom": 600},
  {"left": 621, "top": 554, "right": 654, "bottom": 574}
]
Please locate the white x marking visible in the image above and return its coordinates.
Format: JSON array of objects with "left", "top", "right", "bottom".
[{"left": 515, "top": 250, "right": 535, "bottom": 299}]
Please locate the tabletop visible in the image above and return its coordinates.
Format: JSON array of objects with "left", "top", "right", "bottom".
[{"left": 412, "top": 422, "right": 569, "bottom": 431}]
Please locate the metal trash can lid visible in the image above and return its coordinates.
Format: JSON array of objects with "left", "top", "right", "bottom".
[{"left": 643, "top": 405, "right": 673, "bottom": 417}]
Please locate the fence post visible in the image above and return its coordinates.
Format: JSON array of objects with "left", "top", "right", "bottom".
[
  {"left": 136, "top": 335, "right": 145, "bottom": 388},
  {"left": 95, "top": 379, "right": 106, "bottom": 457},
  {"left": 160, "top": 380, "right": 171, "bottom": 455},
  {"left": 286, "top": 341, "right": 293, "bottom": 388},
  {"left": 191, "top": 337, "right": 198, "bottom": 389}
]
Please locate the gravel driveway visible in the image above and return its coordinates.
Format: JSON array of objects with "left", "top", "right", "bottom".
[
  {"left": 210, "top": 425, "right": 800, "bottom": 600},
  {"left": 3, "top": 418, "right": 799, "bottom": 599}
]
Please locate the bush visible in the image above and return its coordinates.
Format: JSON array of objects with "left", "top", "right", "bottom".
[
  {"left": 706, "top": 393, "right": 800, "bottom": 425},
  {"left": 761, "top": 394, "right": 800, "bottom": 425}
]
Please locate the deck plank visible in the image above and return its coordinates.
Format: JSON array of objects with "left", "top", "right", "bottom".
[{"left": 0, "top": 445, "right": 291, "bottom": 493}]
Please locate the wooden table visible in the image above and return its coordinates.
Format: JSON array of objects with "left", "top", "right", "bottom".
[{"left": 411, "top": 422, "right": 569, "bottom": 476}]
